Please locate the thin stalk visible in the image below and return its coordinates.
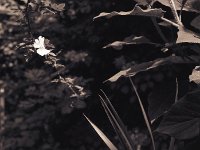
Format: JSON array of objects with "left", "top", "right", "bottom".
[
  {"left": 99, "top": 98, "right": 126, "bottom": 150},
  {"left": 100, "top": 90, "right": 135, "bottom": 150},
  {"left": 148, "top": 4, "right": 168, "bottom": 43},
  {"left": 129, "top": 76, "right": 156, "bottom": 150},
  {"left": 0, "top": 82, "right": 5, "bottom": 150},
  {"left": 25, "top": 0, "right": 33, "bottom": 39},
  {"left": 168, "top": 0, "right": 183, "bottom": 26},
  {"left": 169, "top": 138, "right": 176, "bottom": 150},
  {"left": 160, "top": 17, "right": 179, "bottom": 28},
  {"left": 179, "top": 0, "right": 188, "bottom": 21},
  {"left": 175, "top": 78, "right": 178, "bottom": 103},
  {"left": 151, "top": 17, "right": 168, "bottom": 43},
  {"left": 168, "top": 78, "right": 178, "bottom": 150},
  {"left": 99, "top": 95, "right": 130, "bottom": 150}
]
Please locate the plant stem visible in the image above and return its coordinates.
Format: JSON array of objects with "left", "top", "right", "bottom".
[
  {"left": 0, "top": 81, "right": 5, "bottom": 150},
  {"left": 151, "top": 17, "right": 168, "bottom": 43},
  {"left": 169, "top": 137, "right": 176, "bottom": 150},
  {"left": 168, "top": 78, "right": 179, "bottom": 150},
  {"left": 129, "top": 76, "right": 156, "bottom": 150},
  {"left": 25, "top": 0, "right": 33, "bottom": 39},
  {"left": 175, "top": 78, "right": 178, "bottom": 103},
  {"left": 148, "top": 4, "right": 168, "bottom": 43},
  {"left": 168, "top": 0, "right": 183, "bottom": 26},
  {"left": 160, "top": 17, "right": 179, "bottom": 28}
]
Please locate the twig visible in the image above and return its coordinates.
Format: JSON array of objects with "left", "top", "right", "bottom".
[{"left": 129, "top": 76, "right": 156, "bottom": 150}]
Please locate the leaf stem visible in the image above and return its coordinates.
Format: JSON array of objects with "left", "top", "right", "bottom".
[
  {"left": 168, "top": 78, "right": 179, "bottom": 150},
  {"left": 169, "top": 137, "right": 176, "bottom": 150},
  {"left": 168, "top": 0, "right": 183, "bottom": 26},
  {"left": 160, "top": 17, "right": 179, "bottom": 28},
  {"left": 151, "top": 17, "right": 168, "bottom": 43},
  {"left": 148, "top": 4, "right": 168, "bottom": 43},
  {"left": 129, "top": 76, "right": 156, "bottom": 150}
]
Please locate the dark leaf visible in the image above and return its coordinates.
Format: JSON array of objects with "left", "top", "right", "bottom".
[
  {"left": 94, "top": 5, "right": 165, "bottom": 20},
  {"left": 156, "top": 90, "right": 200, "bottom": 140},
  {"left": 191, "top": 15, "right": 200, "bottom": 31},
  {"left": 107, "top": 56, "right": 200, "bottom": 82},
  {"left": 148, "top": 79, "right": 176, "bottom": 121},
  {"left": 103, "top": 35, "right": 160, "bottom": 50}
]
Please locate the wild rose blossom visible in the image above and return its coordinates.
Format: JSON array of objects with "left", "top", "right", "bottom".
[{"left": 33, "top": 36, "right": 51, "bottom": 56}]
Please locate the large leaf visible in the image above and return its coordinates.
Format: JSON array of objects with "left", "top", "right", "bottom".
[
  {"left": 156, "top": 90, "right": 200, "bottom": 140},
  {"left": 155, "top": 0, "right": 200, "bottom": 13},
  {"left": 94, "top": 5, "right": 165, "bottom": 20},
  {"left": 103, "top": 35, "right": 160, "bottom": 50},
  {"left": 106, "top": 56, "right": 200, "bottom": 82},
  {"left": 148, "top": 80, "right": 176, "bottom": 121},
  {"left": 191, "top": 15, "right": 200, "bottom": 31},
  {"left": 176, "top": 27, "right": 200, "bottom": 44}
]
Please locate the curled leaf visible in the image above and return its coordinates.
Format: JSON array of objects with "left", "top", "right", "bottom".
[
  {"left": 103, "top": 35, "right": 160, "bottom": 50},
  {"left": 107, "top": 56, "right": 200, "bottom": 82},
  {"left": 94, "top": 5, "right": 165, "bottom": 20}
]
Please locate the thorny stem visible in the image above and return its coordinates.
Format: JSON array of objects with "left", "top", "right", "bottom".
[{"left": 168, "top": 0, "right": 183, "bottom": 26}]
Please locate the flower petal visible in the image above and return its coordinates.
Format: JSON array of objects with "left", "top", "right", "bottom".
[
  {"left": 38, "top": 36, "right": 45, "bottom": 44},
  {"left": 33, "top": 36, "right": 45, "bottom": 49},
  {"left": 33, "top": 42, "right": 40, "bottom": 48},
  {"left": 36, "top": 48, "right": 51, "bottom": 56}
]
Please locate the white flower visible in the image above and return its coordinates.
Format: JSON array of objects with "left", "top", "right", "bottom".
[{"left": 33, "top": 36, "right": 51, "bottom": 56}]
